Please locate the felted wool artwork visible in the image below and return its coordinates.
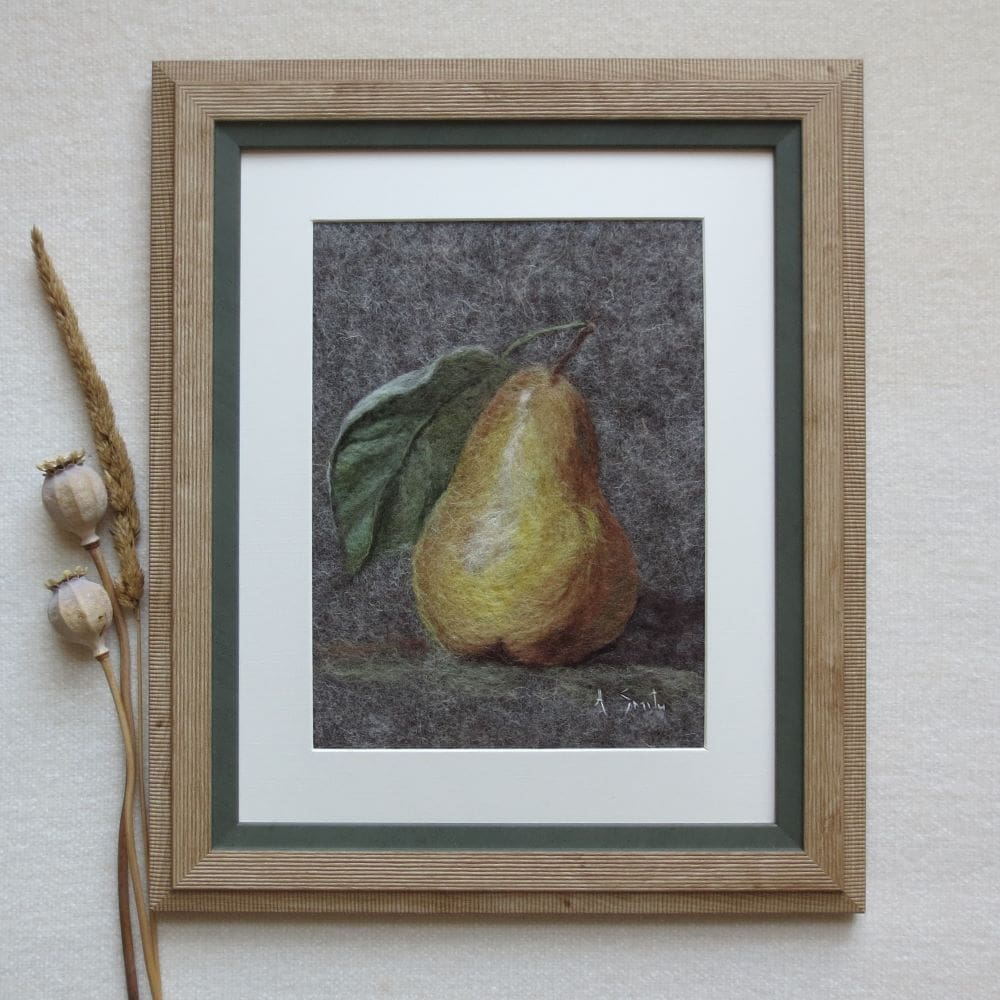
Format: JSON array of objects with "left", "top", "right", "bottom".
[{"left": 313, "top": 219, "right": 705, "bottom": 749}]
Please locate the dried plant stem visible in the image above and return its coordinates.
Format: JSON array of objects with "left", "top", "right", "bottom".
[
  {"left": 88, "top": 542, "right": 157, "bottom": 996},
  {"left": 86, "top": 542, "right": 140, "bottom": 999},
  {"left": 98, "top": 653, "right": 163, "bottom": 1000},
  {"left": 88, "top": 544, "right": 143, "bottom": 836},
  {"left": 116, "top": 821, "right": 140, "bottom": 1000},
  {"left": 134, "top": 603, "right": 150, "bottom": 873},
  {"left": 88, "top": 544, "right": 135, "bottom": 736},
  {"left": 31, "top": 228, "right": 145, "bottom": 610}
]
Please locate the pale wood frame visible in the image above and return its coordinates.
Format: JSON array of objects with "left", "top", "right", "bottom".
[{"left": 149, "top": 59, "right": 865, "bottom": 914}]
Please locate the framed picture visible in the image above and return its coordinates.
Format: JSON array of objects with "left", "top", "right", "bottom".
[{"left": 149, "top": 59, "right": 865, "bottom": 914}]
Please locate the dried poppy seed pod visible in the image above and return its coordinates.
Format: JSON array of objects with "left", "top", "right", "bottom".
[
  {"left": 38, "top": 449, "right": 108, "bottom": 547},
  {"left": 46, "top": 568, "right": 113, "bottom": 658}
]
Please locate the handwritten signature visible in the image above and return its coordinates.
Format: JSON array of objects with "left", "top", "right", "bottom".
[{"left": 593, "top": 689, "right": 667, "bottom": 716}]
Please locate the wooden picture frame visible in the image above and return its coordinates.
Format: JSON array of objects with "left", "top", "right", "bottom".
[{"left": 149, "top": 59, "right": 865, "bottom": 914}]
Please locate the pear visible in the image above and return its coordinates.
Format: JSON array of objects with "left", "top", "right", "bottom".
[{"left": 412, "top": 364, "right": 639, "bottom": 666}]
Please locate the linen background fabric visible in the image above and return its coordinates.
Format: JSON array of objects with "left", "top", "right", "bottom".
[{"left": 2, "top": 2, "right": 999, "bottom": 997}]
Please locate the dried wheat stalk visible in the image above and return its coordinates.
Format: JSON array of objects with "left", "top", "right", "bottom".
[{"left": 31, "top": 228, "right": 145, "bottom": 609}]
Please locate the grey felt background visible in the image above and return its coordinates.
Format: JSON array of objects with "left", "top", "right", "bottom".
[{"left": 312, "top": 219, "right": 705, "bottom": 747}]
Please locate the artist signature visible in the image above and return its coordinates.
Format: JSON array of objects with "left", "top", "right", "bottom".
[{"left": 593, "top": 689, "right": 667, "bottom": 716}]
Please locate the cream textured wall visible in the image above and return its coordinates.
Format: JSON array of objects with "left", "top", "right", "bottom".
[{"left": 2, "top": 2, "right": 998, "bottom": 997}]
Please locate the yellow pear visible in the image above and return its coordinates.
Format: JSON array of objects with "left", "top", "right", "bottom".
[{"left": 412, "top": 364, "right": 639, "bottom": 666}]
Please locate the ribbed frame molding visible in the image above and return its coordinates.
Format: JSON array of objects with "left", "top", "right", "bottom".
[{"left": 149, "top": 59, "right": 865, "bottom": 915}]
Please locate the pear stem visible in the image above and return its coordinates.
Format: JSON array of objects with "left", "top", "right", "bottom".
[
  {"left": 500, "top": 320, "right": 590, "bottom": 359},
  {"left": 551, "top": 321, "right": 596, "bottom": 379}
]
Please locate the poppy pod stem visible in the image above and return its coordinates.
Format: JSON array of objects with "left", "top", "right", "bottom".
[
  {"left": 97, "top": 652, "right": 163, "bottom": 1000},
  {"left": 85, "top": 542, "right": 151, "bottom": 998},
  {"left": 86, "top": 543, "right": 135, "bottom": 736},
  {"left": 84, "top": 540, "right": 149, "bottom": 853}
]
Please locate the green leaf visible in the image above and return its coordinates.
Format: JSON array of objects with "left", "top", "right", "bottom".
[{"left": 328, "top": 346, "right": 515, "bottom": 575}]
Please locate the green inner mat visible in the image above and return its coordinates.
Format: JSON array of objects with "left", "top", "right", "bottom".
[{"left": 211, "top": 120, "right": 803, "bottom": 851}]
